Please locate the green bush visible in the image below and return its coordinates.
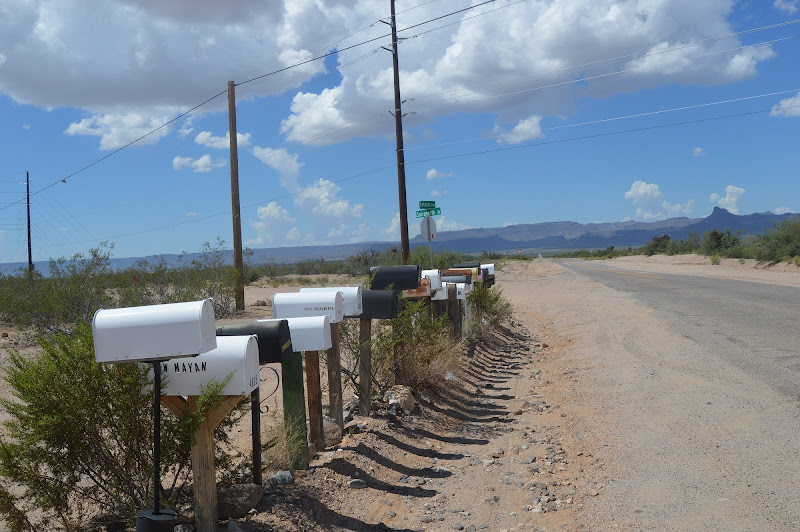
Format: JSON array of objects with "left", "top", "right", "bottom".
[
  {"left": 468, "top": 284, "right": 512, "bottom": 330},
  {"left": 0, "top": 322, "right": 245, "bottom": 530},
  {"left": 753, "top": 216, "right": 800, "bottom": 262}
]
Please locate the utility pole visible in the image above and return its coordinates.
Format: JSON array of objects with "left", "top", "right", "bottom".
[
  {"left": 384, "top": 0, "right": 410, "bottom": 264},
  {"left": 227, "top": 81, "right": 245, "bottom": 311},
  {"left": 26, "top": 171, "right": 33, "bottom": 272}
]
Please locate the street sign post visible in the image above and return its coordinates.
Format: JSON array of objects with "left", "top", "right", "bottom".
[
  {"left": 416, "top": 207, "right": 441, "bottom": 218},
  {"left": 420, "top": 216, "right": 437, "bottom": 267},
  {"left": 419, "top": 200, "right": 436, "bottom": 209}
]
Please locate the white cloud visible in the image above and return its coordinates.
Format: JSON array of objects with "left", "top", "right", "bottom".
[
  {"left": 494, "top": 115, "right": 544, "bottom": 145},
  {"left": 430, "top": 189, "right": 447, "bottom": 197},
  {"left": 285, "top": 227, "right": 301, "bottom": 241},
  {"left": 774, "top": 1, "right": 799, "bottom": 15},
  {"left": 186, "top": 211, "right": 197, "bottom": 216},
  {"left": 503, "top": 221, "right": 518, "bottom": 227},
  {"left": 436, "top": 216, "right": 472, "bottom": 232},
  {"left": 195, "top": 131, "right": 252, "bottom": 149},
  {"left": 293, "top": 178, "right": 363, "bottom": 219},
  {"left": 775, "top": 207, "right": 792, "bottom": 215},
  {"left": 65, "top": 109, "right": 176, "bottom": 150},
  {"left": 248, "top": 202, "right": 296, "bottom": 245},
  {"left": 172, "top": 154, "right": 224, "bottom": 172},
  {"left": 253, "top": 146, "right": 304, "bottom": 192},
  {"left": 426, "top": 168, "right": 455, "bottom": 181},
  {"left": 709, "top": 185, "right": 745, "bottom": 214},
  {"left": 692, "top": 147, "right": 704, "bottom": 156},
  {"left": 770, "top": 92, "right": 800, "bottom": 118},
  {"left": 625, "top": 180, "right": 694, "bottom": 220},
  {"left": 624, "top": 180, "right": 663, "bottom": 204},
  {"left": 22, "top": 124, "right": 30, "bottom": 130}
]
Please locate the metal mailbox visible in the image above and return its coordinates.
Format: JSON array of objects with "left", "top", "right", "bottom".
[
  {"left": 259, "top": 316, "right": 332, "bottom": 351},
  {"left": 361, "top": 289, "right": 399, "bottom": 319},
  {"left": 431, "top": 282, "right": 450, "bottom": 301},
  {"left": 216, "top": 319, "right": 292, "bottom": 364},
  {"left": 456, "top": 282, "right": 469, "bottom": 300},
  {"left": 273, "top": 291, "right": 344, "bottom": 323},
  {"left": 369, "top": 264, "right": 421, "bottom": 291},
  {"left": 481, "top": 263, "right": 495, "bottom": 276},
  {"left": 422, "top": 269, "right": 442, "bottom": 292},
  {"left": 440, "top": 268, "right": 473, "bottom": 284},
  {"left": 452, "top": 261, "right": 480, "bottom": 269},
  {"left": 299, "top": 286, "right": 363, "bottom": 318},
  {"left": 93, "top": 299, "right": 217, "bottom": 364},
  {"left": 160, "top": 335, "right": 259, "bottom": 396},
  {"left": 442, "top": 274, "right": 468, "bottom": 284}
]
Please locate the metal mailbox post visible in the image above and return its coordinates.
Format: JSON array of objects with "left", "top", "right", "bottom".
[
  {"left": 92, "top": 300, "right": 217, "bottom": 532},
  {"left": 259, "top": 314, "right": 333, "bottom": 454},
  {"left": 215, "top": 320, "right": 304, "bottom": 476},
  {"left": 273, "top": 292, "right": 346, "bottom": 432},
  {"left": 354, "top": 289, "right": 400, "bottom": 417}
]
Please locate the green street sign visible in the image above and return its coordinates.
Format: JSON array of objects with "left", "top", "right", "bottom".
[
  {"left": 419, "top": 200, "right": 436, "bottom": 209},
  {"left": 416, "top": 207, "right": 441, "bottom": 218}
]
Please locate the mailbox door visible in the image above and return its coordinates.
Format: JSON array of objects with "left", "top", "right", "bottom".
[
  {"left": 361, "top": 290, "right": 399, "bottom": 319},
  {"left": 259, "top": 316, "right": 332, "bottom": 351}
]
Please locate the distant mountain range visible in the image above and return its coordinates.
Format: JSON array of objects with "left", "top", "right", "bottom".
[{"left": 4, "top": 207, "right": 795, "bottom": 274}]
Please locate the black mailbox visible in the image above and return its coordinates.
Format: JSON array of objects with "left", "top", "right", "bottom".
[
  {"left": 216, "top": 320, "right": 292, "bottom": 364},
  {"left": 442, "top": 275, "right": 468, "bottom": 284},
  {"left": 361, "top": 290, "right": 399, "bottom": 319},
  {"left": 452, "top": 261, "right": 480, "bottom": 269},
  {"left": 369, "top": 264, "right": 421, "bottom": 291}
]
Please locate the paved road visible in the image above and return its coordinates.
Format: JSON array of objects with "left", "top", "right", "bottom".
[{"left": 557, "top": 258, "right": 800, "bottom": 400}]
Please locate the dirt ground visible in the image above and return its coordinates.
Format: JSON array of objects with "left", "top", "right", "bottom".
[{"left": 2, "top": 255, "right": 799, "bottom": 531}]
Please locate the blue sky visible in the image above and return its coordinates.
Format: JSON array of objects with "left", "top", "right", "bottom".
[{"left": 2, "top": 0, "right": 800, "bottom": 264}]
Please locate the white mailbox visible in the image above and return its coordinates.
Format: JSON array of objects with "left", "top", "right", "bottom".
[
  {"left": 481, "top": 263, "right": 495, "bottom": 276},
  {"left": 259, "top": 316, "right": 332, "bottom": 351},
  {"left": 158, "top": 335, "right": 259, "bottom": 396},
  {"left": 431, "top": 282, "right": 450, "bottom": 301},
  {"left": 299, "top": 287, "right": 363, "bottom": 318},
  {"left": 456, "top": 283, "right": 469, "bottom": 300},
  {"left": 93, "top": 299, "right": 217, "bottom": 364},
  {"left": 273, "top": 291, "right": 344, "bottom": 323},
  {"left": 422, "top": 269, "right": 442, "bottom": 292}
]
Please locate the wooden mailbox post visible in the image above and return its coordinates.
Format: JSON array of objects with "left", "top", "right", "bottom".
[{"left": 158, "top": 335, "right": 259, "bottom": 531}]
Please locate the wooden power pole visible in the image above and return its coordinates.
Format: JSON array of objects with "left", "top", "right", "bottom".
[
  {"left": 26, "top": 171, "right": 33, "bottom": 272},
  {"left": 387, "top": 0, "right": 410, "bottom": 264},
  {"left": 227, "top": 81, "right": 245, "bottom": 311}
]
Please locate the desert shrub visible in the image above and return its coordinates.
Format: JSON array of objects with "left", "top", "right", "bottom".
[
  {"left": 752, "top": 216, "right": 800, "bottom": 262},
  {"left": 468, "top": 284, "right": 512, "bottom": 331},
  {"left": 710, "top": 254, "right": 721, "bottom": 265},
  {"left": 0, "top": 322, "right": 245, "bottom": 530},
  {"left": 0, "top": 244, "right": 116, "bottom": 334},
  {"left": 700, "top": 229, "right": 742, "bottom": 257}
]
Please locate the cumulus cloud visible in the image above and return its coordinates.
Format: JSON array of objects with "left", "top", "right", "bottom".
[
  {"left": 195, "top": 131, "right": 252, "bottom": 149},
  {"left": 774, "top": 0, "right": 799, "bottom": 15},
  {"left": 770, "top": 91, "right": 800, "bottom": 117},
  {"left": 625, "top": 180, "right": 694, "bottom": 220},
  {"left": 385, "top": 212, "right": 422, "bottom": 238},
  {"left": 172, "top": 154, "right": 224, "bottom": 172},
  {"left": 494, "top": 115, "right": 544, "bottom": 145},
  {"left": 425, "top": 168, "right": 455, "bottom": 181},
  {"left": 248, "top": 201, "right": 297, "bottom": 245},
  {"left": 709, "top": 185, "right": 745, "bottom": 214},
  {"left": 692, "top": 147, "right": 704, "bottom": 156},
  {"left": 65, "top": 110, "right": 176, "bottom": 150},
  {"left": 293, "top": 178, "right": 363, "bottom": 219},
  {"left": 436, "top": 216, "right": 472, "bottom": 232},
  {"left": 431, "top": 189, "right": 447, "bottom": 197},
  {"left": 775, "top": 207, "right": 792, "bottom": 214},
  {"left": 252, "top": 146, "right": 304, "bottom": 192},
  {"left": 22, "top": 124, "right": 30, "bottom": 130},
  {"left": 186, "top": 211, "right": 197, "bottom": 216}
]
